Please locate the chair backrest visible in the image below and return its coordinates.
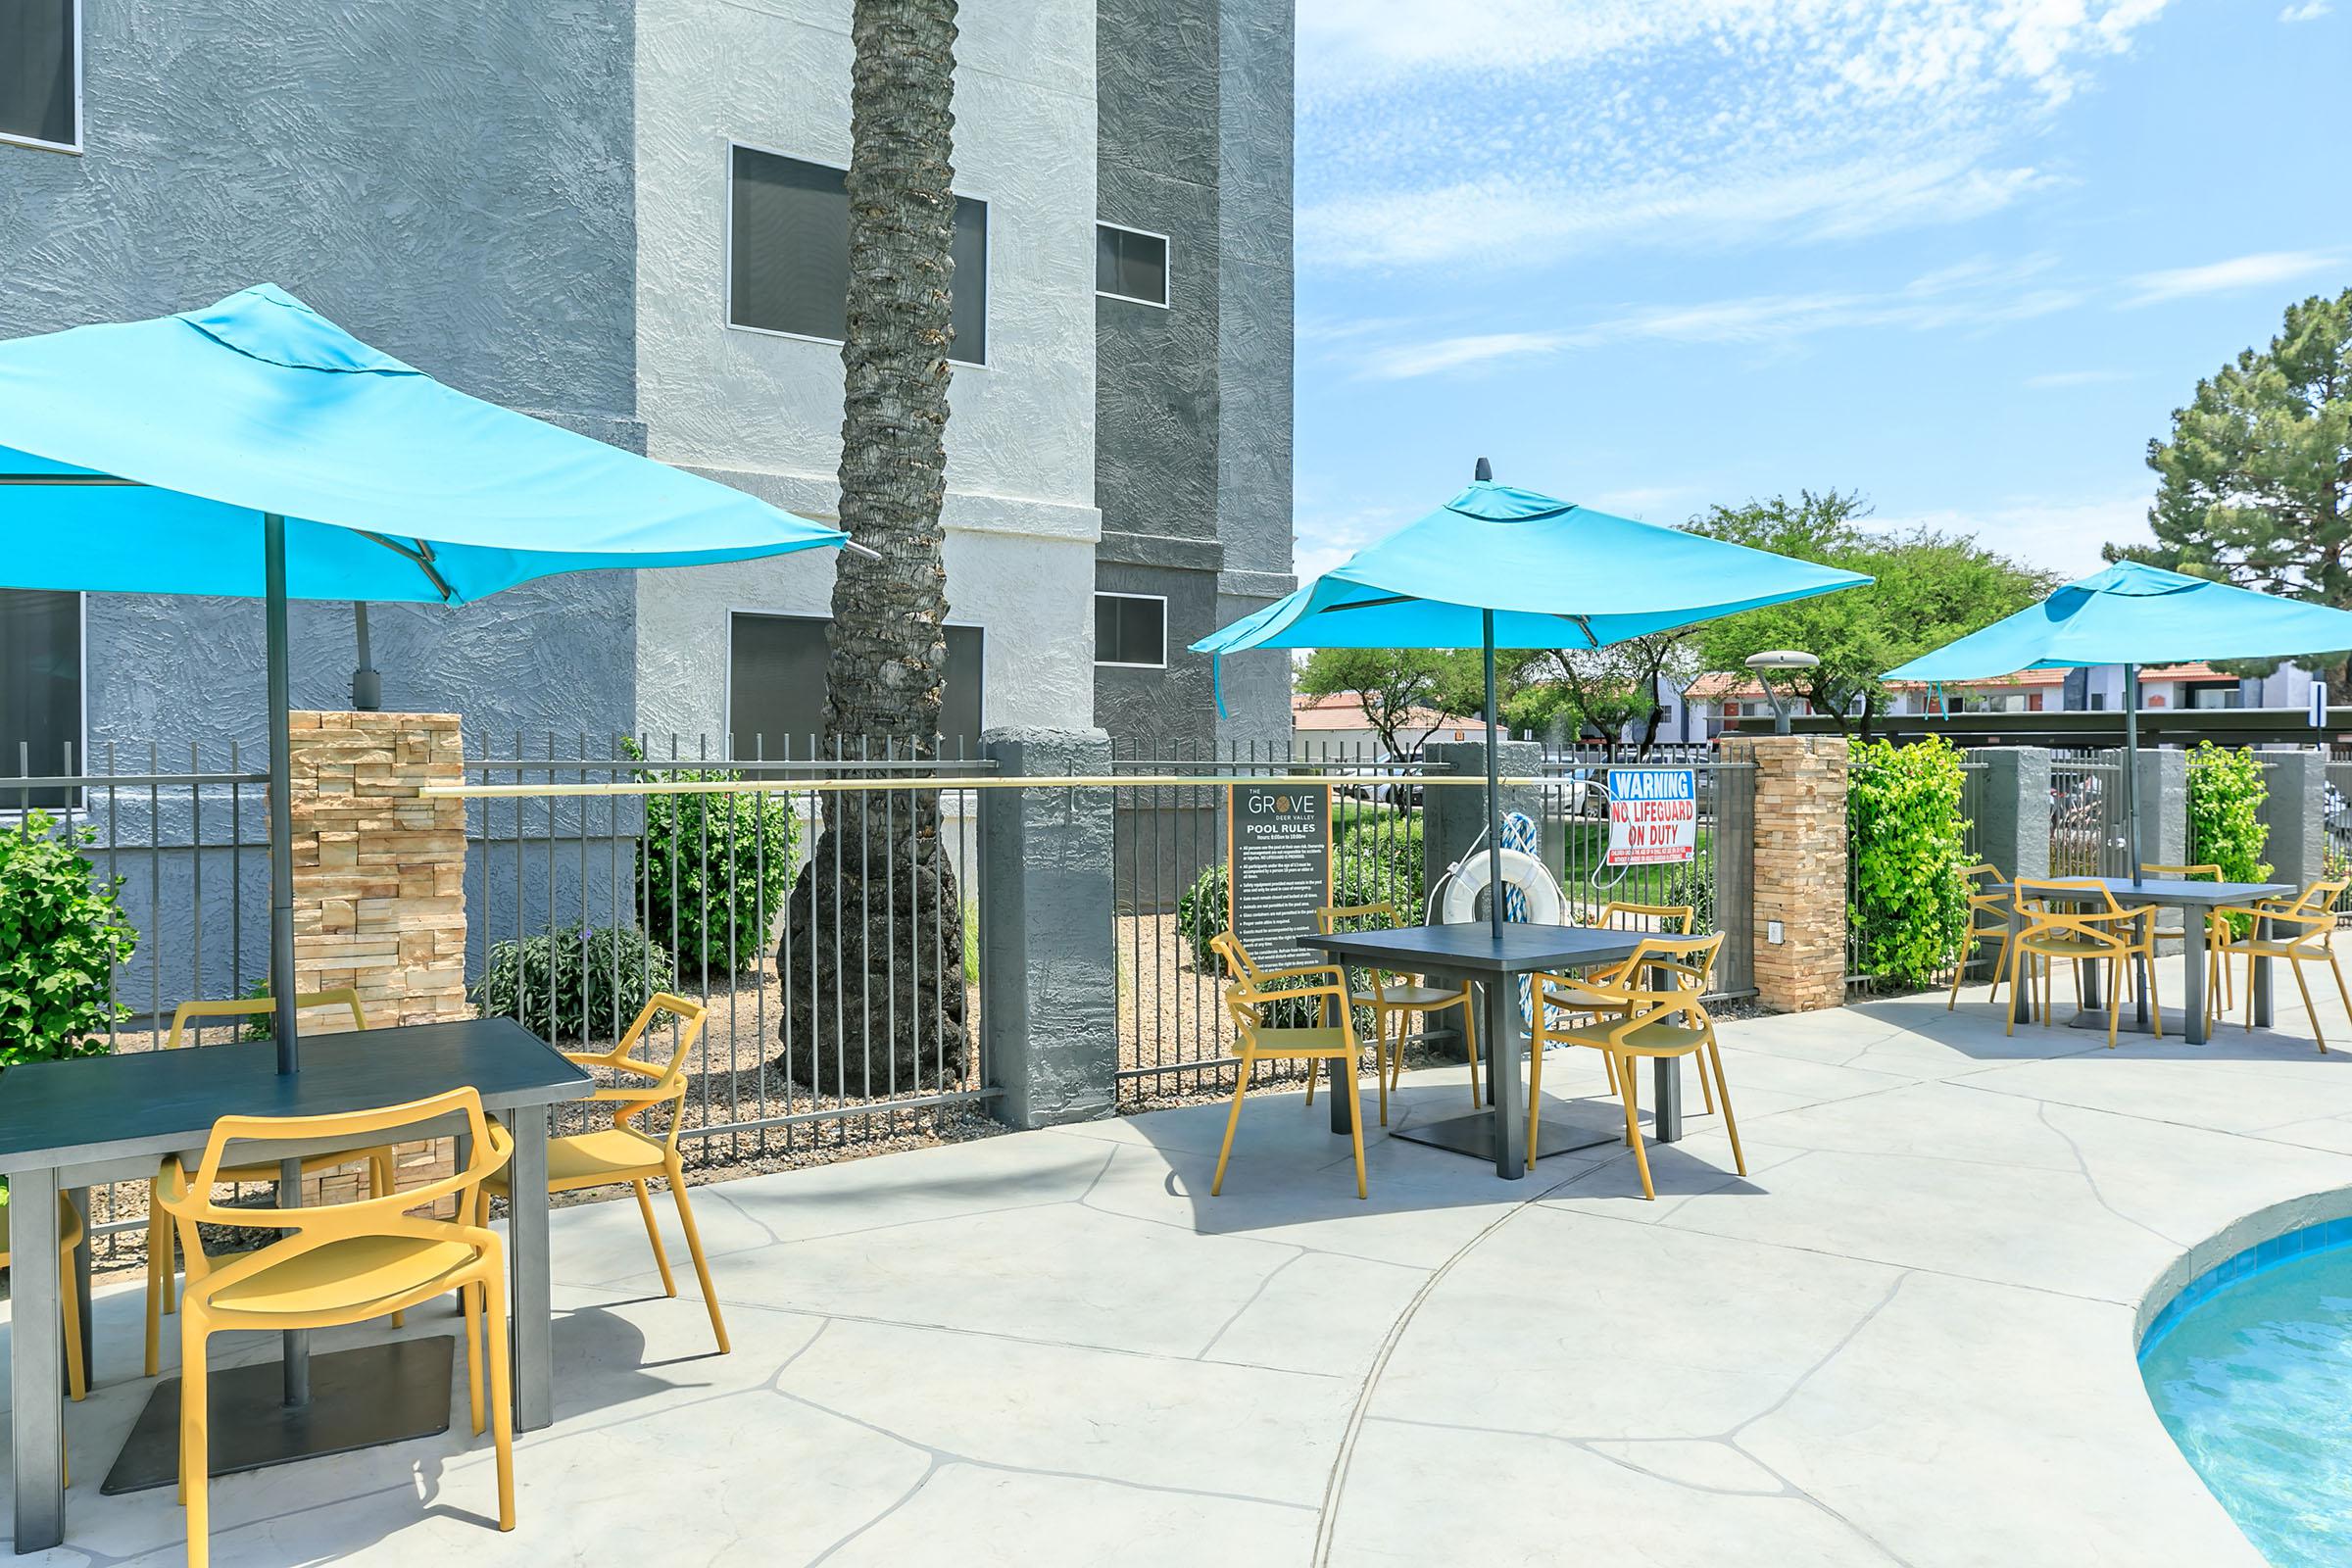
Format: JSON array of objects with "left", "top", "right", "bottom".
[
  {"left": 2278, "top": 877, "right": 2351, "bottom": 923},
  {"left": 1207, "top": 930, "right": 1262, "bottom": 983},
  {"left": 1592, "top": 901, "right": 1694, "bottom": 934},
  {"left": 2013, "top": 878, "right": 2142, "bottom": 948},
  {"left": 167, "top": 989, "right": 367, "bottom": 1050},
  {"left": 1540, "top": 933, "right": 1724, "bottom": 1040},
  {"left": 2141, "top": 863, "right": 2221, "bottom": 882},
  {"left": 1960, "top": 862, "right": 2011, "bottom": 910},
  {"left": 156, "top": 1086, "right": 512, "bottom": 1270},
  {"left": 1221, "top": 973, "right": 1345, "bottom": 1043},
  {"left": 572, "top": 993, "right": 708, "bottom": 1152},
  {"left": 1315, "top": 901, "right": 1396, "bottom": 935}
]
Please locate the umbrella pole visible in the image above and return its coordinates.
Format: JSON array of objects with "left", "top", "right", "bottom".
[
  {"left": 264, "top": 513, "right": 312, "bottom": 1408},
  {"left": 1484, "top": 611, "right": 1503, "bottom": 941},
  {"left": 2125, "top": 662, "right": 2142, "bottom": 887}
]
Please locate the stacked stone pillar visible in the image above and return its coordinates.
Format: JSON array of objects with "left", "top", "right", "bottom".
[{"left": 1725, "top": 734, "right": 1849, "bottom": 1013}]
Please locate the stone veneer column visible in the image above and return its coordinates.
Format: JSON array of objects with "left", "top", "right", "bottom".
[
  {"left": 1729, "top": 734, "right": 1849, "bottom": 1013},
  {"left": 288, "top": 710, "right": 470, "bottom": 1027}
]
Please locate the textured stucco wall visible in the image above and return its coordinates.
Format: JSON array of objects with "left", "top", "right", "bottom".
[
  {"left": 633, "top": 0, "right": 1101, "bottom": 741},
  {"left": 1093, "top": 0, "right": 1296, "bottom": 754},
  {"left": 0, "top": 0, "right": 645, "bottom": 754}
]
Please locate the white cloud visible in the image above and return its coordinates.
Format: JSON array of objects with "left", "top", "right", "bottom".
[
  {"left": 1298, "top": 0, "right": 2175, "bottom": 270},
  {"left": 2121, "top": 250, "right": 2344, "bottom": 306},
  {"left": 2024, "top": 368, "right": 2132, "bottom": 387},
  {"left": 2280, "top": 1, "right": 2331, "bottom": 21},
  {"left": 1871, "top": 494, "right": 2153, "bottom": 577},
  {"left": 1350, "top": 259, "right": 2082, "bottom": 378}
]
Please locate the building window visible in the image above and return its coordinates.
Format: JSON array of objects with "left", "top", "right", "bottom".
[
  {"left": 1, "top": 0, "right": 79, "bottom": 154},
  {"left": 1096, "top": 223, "right": 1169, "bottom": 308},
  {"left": 1094, "top": 594, "right": 1167, "bottom": 669},
  {"left": 728, "top": 144, "right": 989, "bottom": 366},
  {"left": 1, "top": 589, "right": 82, "bottom": 807},
  {"left": 727, "top": 612, "right": 986, "bottom": 759}
]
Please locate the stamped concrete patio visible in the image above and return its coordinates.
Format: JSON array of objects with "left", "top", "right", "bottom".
[{"left": 12, "top": 961, "right": 2352, "bottom": 1566}]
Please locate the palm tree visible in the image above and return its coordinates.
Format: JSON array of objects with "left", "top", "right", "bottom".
[{"left": 775, "top": 0, "right": 970, "bottom": 1096}]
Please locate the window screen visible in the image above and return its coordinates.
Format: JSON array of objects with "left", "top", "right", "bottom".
[
  {"left": 1096, "top": 224, "right": 1168, "bottom": 306},
  {"left": 1094, "top": 594, "right": 1166, "bottom": 667},
  {"left": 728, "top": 613, "right": 985, "bottom": 760},
  {"left": 1, "top": 0, "right": 77, "bottom": 150},
  {"left": 1, "top": 590, "right": 81, "bottom": 807},
  {"left": 730, "top": 146, "right": 989, "bottom": 365}
]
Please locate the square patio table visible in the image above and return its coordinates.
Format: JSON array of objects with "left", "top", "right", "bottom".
[
  {"left": 0, "top": 1016, "right": 591, "bottom": 1553},
  {"left": 1989, "top": 877, "right": 2294, "bottom": 1044},
  {"left": 1303, "top": 923, "right": 1676, "bottom": 1180}
]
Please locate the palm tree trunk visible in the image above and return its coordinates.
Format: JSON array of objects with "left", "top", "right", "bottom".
[{"left": 776, "top": 0, "right": 970, "bottom": 1097}]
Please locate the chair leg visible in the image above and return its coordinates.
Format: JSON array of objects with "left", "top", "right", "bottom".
[
  {"left": 2293, "top": 959, "right": 2325, "bottom": 1054},
  {"left": 632, "top": 1179, "right": 678, "bottom": 1298},
  {"left": 665, "top": 1157, "right": 731, "bottom": 1354},
  {"left": 1374, "top": 1012, "right": 1390, "bottom": 1129},
  {"left": 1620, "top": 1056, "right": 1655, "bottom": 1200},
  {"left": 462, "top": 1271, "right": 485, "bottom": 1437},
  {"left": 1705, "top": 1039, "right": 1746, "bottom": 1176},
  {"left": 1695, "top": 1049, "right": 1717, "bottom": 1115},
  {"left": 180, "top": 1318, "right": 210, "bottom": 1567},
  {"left": 1603, "top": 1049, "right": 1619, "bottom": 1097},
  {"left": 2145, "top": 948, "right": 2163, "bottom": 1040},
  {"left": 1946, "top": 932, "right": 1969, "bottom": 1010},
  {"left": 1525, "top": 1034, "right": 1545, "bottom": 1173},
  {"left": 1988, "top": 929, "right": 2011, "bottom": 1005},
  {"left": 2006, "top": 943, "right": 2025, "bottom": 1037},
  {"left": 368, "top": 1153, "right": 408, "bottom": 1331},
  {"left": 2328, "top": 953, "right": 2352, "bottom": 1044},
  {"left": 1347, "top": 1058, "right": 1368, "bottom": 1200},
  {"left": 60, "top": 1241, "right": 86, "bottom": 1403},
  {"left": 480, "top": 1266, "right": 517, "bottom": 1533},
  {"left": 2106, "top": 957, "right": 2124, "bottom": 1049},
  {"left": 1211, "top": 1057, "right": 1253, "bottom": 1197}
]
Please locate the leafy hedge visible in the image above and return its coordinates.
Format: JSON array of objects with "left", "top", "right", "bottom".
[
  {"left": 473, "top": 923, "right": 676, "bottom": 1042},
  {"left": 0, "top": 813, "right": 137, "bottom": 1070},
  {"left": 1847, "top": 737, "right": 1971, "bottom": 989},
  {"left": 2187, "top": 742, "right": 2271, "bottom": 934},
  {"left": 626, "top": 741, "right": 798, "bottom": 977}
]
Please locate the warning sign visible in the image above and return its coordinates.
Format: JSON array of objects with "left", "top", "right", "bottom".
[{"left": 1605, "top": 767, "right": 1696, "bottom": 867}]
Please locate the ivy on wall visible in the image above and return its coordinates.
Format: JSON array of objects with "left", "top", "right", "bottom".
[
  {"left": 2186, "top": 742, "right": 2272, "bottom": 933},
  {"left": 1847, "top": 736, "right": 1971, "bottom": 989}
]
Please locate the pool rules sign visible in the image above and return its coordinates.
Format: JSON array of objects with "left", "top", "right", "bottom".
[
  {"left": 1227, "top": 782, "right": 1333, "bottom": 967},
  {"left": 1606, "top": 767, "right": 1697, "bottom": 867}
]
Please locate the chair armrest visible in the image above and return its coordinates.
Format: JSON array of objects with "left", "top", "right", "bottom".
[{"left": 1252, "top": 962, "right": 1348, "bottom": 986}]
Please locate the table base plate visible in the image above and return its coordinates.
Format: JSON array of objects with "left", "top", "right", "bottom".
[
  {"left": 2062, "top": 1008, "right": 2162, "bottom": 1037},
  {"left": 103, "top": 1336, "right": 456, "bottom": 1495},
  {"left": 1390, "top": 1097, "right": 1628, "bottom": 1161}
]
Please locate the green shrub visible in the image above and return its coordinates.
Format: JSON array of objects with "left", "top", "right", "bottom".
[
  {"left": 1847, "top": 737, "right": 1971, "bottom": 989},
  {"left": 2187, "top": 742, "right": 2272, "bottom": 934},
  {"left": 1337, "top": 814, "right": 1426, "bottom": 916},
  {"left": 627, "top": 742, "right": 798, "bottom": 977},
  {"left": 1176, "top": 859, "right": 1230, "bottom": 967},
  {"left": 0, "top": 812, "right": 137, "bottom": 1070},
  {"left": 473, "top": 924, "right": 676, "bottom": 1042}
]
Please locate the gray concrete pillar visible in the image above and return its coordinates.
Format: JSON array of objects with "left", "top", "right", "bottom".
[
  {"left": 979, "top": 728, "right": 1116, "bottom": 1129},
  {"left": 2133, "top": 748, "right": 2188, "bottom": 872},
  {"left": 1422, "top": 739, "right": 1545, "bottom": 916},
  {"left": 2260, "top": 748, "right": 2327, "bottom": 892},
  {"left": 1970, "top": 747, "right": 2050, "bottom": 882}
]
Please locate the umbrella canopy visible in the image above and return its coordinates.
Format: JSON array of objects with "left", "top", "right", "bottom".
[
  {"left": 1194, "top": 471, "right": 1871, "bottom": 939},
  {"left": 1195, "top": 480, "right": 1872, "bottom": 658},
  {"left": 1884, "top": 561, "right": 2352, "bottom": 887},
  {"left": 0, "top": 283, "right": 847, "bottom": 600},
  {"left": 1883, "top": 560, "right": 2352, "bottom": 681}
]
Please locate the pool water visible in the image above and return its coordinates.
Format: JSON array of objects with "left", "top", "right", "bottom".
[{"left": 2140, "top": 1223, "right": 2352, "bottom": 1567}]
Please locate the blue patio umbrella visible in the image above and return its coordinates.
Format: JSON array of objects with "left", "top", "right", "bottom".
[
  {"left": 1884, "top": 560, "right": 2352, "bottom": 884},
  {"left": 1195, "top": 463, "right": 1872, "bottom": 936},
  {"left": 0, "top": 284, "right": 858, "bottom": 1062}
]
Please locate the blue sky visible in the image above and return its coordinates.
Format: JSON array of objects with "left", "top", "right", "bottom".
[{"left": 1291, "top": 0, "right": 2350, "bottom": 584}]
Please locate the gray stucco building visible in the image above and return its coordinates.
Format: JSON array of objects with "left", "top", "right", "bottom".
[{"left": 0, "top": 0, "right": 1295, "bottom": 769}]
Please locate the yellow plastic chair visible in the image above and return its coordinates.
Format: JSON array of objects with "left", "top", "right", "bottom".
[
  {"left": 1, "top": 1196, "right": 90, "bottom": 1405},
  {"left": 2215, "top": 877, "right": 2352, "bottom": 1052},
  {"left": 481, "top": 993, "right": 729, "bottom": 1353},
  {"left": 1205, "top": 930, "right": 1368, "bottom": 1101},
  {"left": 1526, "top": 933, "right": 1740, "bottom": 1195},
  {"left": 1312, "top": 903, "right": 1479, "bottom": 1118},
  {"left": 1580, "top": 903, "right": 1699, "bottom": 1102},
  {"left": 2006, "top": 879, "right": 2161, "bottom": 1048},
  {"left": 1212, "top": 967, "right": 1369, "bottom": 1199},
  {"left": 155, "top": 1089, "right": 515, "bottom": 1568},
  {"left": 147, "top": 989, "right": 387, "bottom": 1376},
  {"left": 2141, "top": 863, "right": 2234, "bottom": 1024},
  {"left": 1946, "top": 863, "right": 2017, "bottom": 1012}
]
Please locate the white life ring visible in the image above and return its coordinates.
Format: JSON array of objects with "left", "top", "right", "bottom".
[{"left": 1438, "top": 848, "right": 1564, "bottom": 926}]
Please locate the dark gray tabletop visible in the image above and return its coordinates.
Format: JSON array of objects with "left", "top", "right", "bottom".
[
  {"left": 1305, "top": 922, "right": 1650, "bottom": 977},
  {"left": 0, "top": 1017, "right": 592, "bottom": 1176},
  {"left": 1989, "top": 876, "right": 2296, "bottom": 908}
]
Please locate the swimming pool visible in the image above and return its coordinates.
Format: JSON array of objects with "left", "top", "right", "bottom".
[{"left": 2139, "top": 1217, "right": 2352, "bottom": 1568}]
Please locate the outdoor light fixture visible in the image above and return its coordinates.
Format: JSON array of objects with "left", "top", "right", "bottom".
[{"left": 1744, "top": 649, "right": 1819, "bottom": 735}]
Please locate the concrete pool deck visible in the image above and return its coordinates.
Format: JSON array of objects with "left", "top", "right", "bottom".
[{"left": 11, "top": 958, "right": 2352, "bottom": 1565}]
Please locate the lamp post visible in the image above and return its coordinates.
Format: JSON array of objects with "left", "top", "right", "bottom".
[{"left": 1745, "top": 649, "right": 1821, "bottom": 736}]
